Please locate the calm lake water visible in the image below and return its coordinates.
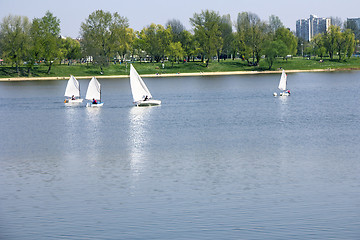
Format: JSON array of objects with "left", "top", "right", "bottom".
[{"left": 1, "top": 71, "right": 360, "bottom": 239}]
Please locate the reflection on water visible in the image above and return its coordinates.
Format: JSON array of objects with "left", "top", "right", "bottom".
[
  {"left": 64, "top": 106, "right": 82, "bottom": 146},
  {"left": 275, "top": 96, "right": 290, "bottom": 161},
  {"left": 128, "top": 107, "right": 154, "bottom": 176},
  {"left": 85, "top": 107, "right": 103, "bottom": 162}
]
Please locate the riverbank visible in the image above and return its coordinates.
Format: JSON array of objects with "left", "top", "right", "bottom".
[{"left": 1, "top": 67, "right": 359, "bottom": 81}]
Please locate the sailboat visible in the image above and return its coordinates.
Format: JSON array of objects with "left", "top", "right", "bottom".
[
  {"left": 130, "top": 64, "right": 161, "bottom": 106},
  {"left": 273, "top": 69, "right": 290, "bottom": 97},
  {"left": 85, "top": 77, "right": 104, "bottom": 107},
  {"left": 64, "top": 75, "right": 83, "bottom": 103}
]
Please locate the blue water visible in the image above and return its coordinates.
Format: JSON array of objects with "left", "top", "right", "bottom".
[{"left": 1, "top": 71, "right": 360, "bottom": 239}]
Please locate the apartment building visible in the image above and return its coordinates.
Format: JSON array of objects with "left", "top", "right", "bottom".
[{"left": 296, "top": 15, "right": 331, "bottom": 41}]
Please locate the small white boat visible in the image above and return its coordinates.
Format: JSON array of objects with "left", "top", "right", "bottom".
[
  {"left": 274, "top": 69, "right": 290, "bottom": 97},
  {"left": 130, "top": 64, "right": 161, "bottom": 106},
  {"left": 64, "top": 75, "right": 83, "bottom": 103},
  {"left": 85, "top": 77, "right": 104, "bottom": 107}
]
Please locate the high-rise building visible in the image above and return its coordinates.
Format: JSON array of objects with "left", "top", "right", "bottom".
[
  {"left": 347, "top": 18, "right": 360, "bottom": 29},
  {"left": 296, "top": 15, "right": 331, "bottom": 41}
]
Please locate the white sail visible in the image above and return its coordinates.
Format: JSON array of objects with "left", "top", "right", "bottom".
[
  {"left": 130, "top": 64, "right": 152, "bottom": 102},
  {"left": 278, "top": 69, "right": 287, "bottom": 91},
  {"left": 85, "top": 77, "right": 101, "bottom": 101},
  {"left": 64, "top": 75, "right": 81, "bottom": 97}
]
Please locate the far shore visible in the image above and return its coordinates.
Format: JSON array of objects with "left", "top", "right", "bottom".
[{"left": 1, "top": 68, "right": 359, "bottom": 82}]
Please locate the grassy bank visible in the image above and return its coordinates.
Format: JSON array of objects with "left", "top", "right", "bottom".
[{"left": 1, "top": 57, "right": 360, "bottom": 79}]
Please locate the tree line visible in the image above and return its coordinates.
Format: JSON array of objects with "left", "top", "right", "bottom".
[{"left": 0, "top": 10, "right": 357, "bottom": 75}]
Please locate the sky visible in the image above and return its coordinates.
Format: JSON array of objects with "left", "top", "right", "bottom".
[{"left": 1, "top": 0, "right": 359, "bottom": 38}]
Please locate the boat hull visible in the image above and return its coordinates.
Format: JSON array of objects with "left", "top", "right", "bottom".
[
  {"left": 134, "top": 99, "right": 161, "bottom": 106},
  {"left": 64, "top": 99, "right": 84, "bottom": 103},
  {"left": 86, "top": 102, "right": 104, "bottom": 107}
]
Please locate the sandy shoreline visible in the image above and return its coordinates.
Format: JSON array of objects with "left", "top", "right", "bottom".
[{"left": 1, "top": 68, "right": 358, "bottom": 81}]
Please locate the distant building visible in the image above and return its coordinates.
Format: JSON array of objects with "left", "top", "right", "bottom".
[
  {"left": 347, "top": 18, "right": 360, "bottom": 29},
  {"left": 296, "top": 15, "right": 331, "bottom": 41}
]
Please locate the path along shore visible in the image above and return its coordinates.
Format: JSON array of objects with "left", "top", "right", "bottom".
[{"left": 1, "top": 68, "right": 359, "bottom": 82}]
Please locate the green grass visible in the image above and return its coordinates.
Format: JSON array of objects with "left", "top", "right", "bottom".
[{"left": 1, "top": 57, "right": 360, "bottom": 78}]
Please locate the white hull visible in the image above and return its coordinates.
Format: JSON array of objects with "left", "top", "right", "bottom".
[
  {"left": 280, "top": 92, "right": 290, "bottom": 96},
  {"left": 64, "top": 98, "right": 84, "bottom": 103},
  {"left": 86, "top": 102, "right": 104, "bottom": 107},
  {"left": 134, "top": 99, "right": 161, "bottom": 106}
]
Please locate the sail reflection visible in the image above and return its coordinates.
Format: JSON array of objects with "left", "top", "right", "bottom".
[
  {"left": 128, "top": 107, "right": 154, "bottom": 175},
  {"left": 84, "top": 107, "right": 103, "bottom": 162},
  {"left": 63, "top": 106, "right": 84, "bottom": 162},
  {"left": 276, "top": 96, "right": 290, "bottom": 160}
]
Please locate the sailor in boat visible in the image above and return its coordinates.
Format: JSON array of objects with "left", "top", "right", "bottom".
[
  {"left": 92, "top": 98, "right": 98, "bottom": 104},
  {"left": 287, "top": 90, "right": 291, "bottom": 95},
  {"left": 144, "top": 95, "right": 149, "bottom": 101},
  {"left": 71, "top": 95, "right": 76, "bottom": 100}
]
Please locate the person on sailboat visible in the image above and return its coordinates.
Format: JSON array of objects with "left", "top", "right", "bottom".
[
  {"left": 287, "top": 90, "right": 291, "bottom": 95},
  {"left": 144, "top": 95, "right": 149, "bottom": 101},
  {"left": 71, "top": 95, "right": 75, "bottom": 100},
  {"left": 92, "top": 98, "right": 98, "bottom": 104}
]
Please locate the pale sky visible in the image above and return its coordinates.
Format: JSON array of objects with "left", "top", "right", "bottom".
[{"left": 0, "top": 0, "right": 359, "bottom": 38}]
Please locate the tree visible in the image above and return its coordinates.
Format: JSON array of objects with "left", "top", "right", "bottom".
[
  {"left": 236, "top": 12, "right": 268, "bottom": 65},
  {"left": 219, "top": 14, "right": 233, "bottom": 61},
  {"left": 36, "top": 11, "right": 61, "bottom": 74},
  {"left": 268, "top": 15, "right": 284, "bottom": 34},
  {"left": 322, "top": 25, "right": 339, "bottom": 59},
  {"left": 166, "top": 19, "right": 185, "bottom": 43},
  {"left": 167, "top": 42, "right": 184, "bottom": 66},
  {"left": 263, "top": 40, "right": 287, "bottom": 69},
  {"left": 137, "top": 24, "right": 172, "bottom": 62},
  {"left": 0, "top": 15, "right": 31, "bottom": 75},
  {"left": 179, "top": 30, "right": 196, "bottom": 62},
  {"left": 190, "top": 10, "right": 223, "bottom": 67},
  {"left": 60, "top": 37, "right": 81, "bottom": 64},
  {"left": 109, "top": 13, "right": 133, "bottom": 60},
  {"left": 335, "top": 29, "right": 355, "bottom": 61},
  {"left": 311, "top": 34, "right": 326, "bottom": 59},
  {"left": 27, "top": 18, "right": 43, "bottom": 74},
  {"left": 321, "top": 25, "right": 355, "bottom": 61},
  {"left": 80, "top": 10, "right": 129, "bottom": 72},
  {"left": 274, "top": 27, "right": 298, "bottom": 59}
]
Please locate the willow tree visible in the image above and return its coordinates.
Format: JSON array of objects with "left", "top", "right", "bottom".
[
  {"left": 190, "top": 10, "right": 223, "bottom": 67},
  {"left": 81, "top": 10, "right": 130, "bottom": 72}
]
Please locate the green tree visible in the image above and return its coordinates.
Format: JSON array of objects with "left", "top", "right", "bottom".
[
  {"left": 274, "top": 27, "right": 298, "bottom": 58},
  {"left": 236, "top": 12, "right": 268, "bottom": 65},
  {"left": 167, "top": 42, "right": 184, "bottom": 66},
  {"left": 268, "top": 15, "right": 284, "bottom": 34},
  {"left": 219, "top": 14, "right": 233, "bottom": 61},
  {"left": 109, "top": 13, "right": 133, "bottom": 61},
  {"left": 137, "top": 24, "right": 172, "bottom": 62},
  {"left": 322, "top": 25, "right": 339, "bottom": 60},
  {"left": 311, "top": 34, "right": 326, "bottom": 59},
  {"left": 36, "top": 11, "right": 61, "bottom": 74},
  {"left": 179, "top": 30, "right": 196, "bottom": 62},
  {"left": 263, "top": 40, "right": 287, "bottom": 69},
  {"left": 80, "top": 10, "right": 129, "bottom": 72},
  {"left": 336, "top": 29, "right": 355, "bottom": 60},
  {"left": 60, "top": 37, "right": 81, "bottom": 64},
  {"left": 166, "top": 19, "right": 185, "bottom": 43},
  {"left": 27, "top": 18, "right": 43, "bottom": 73},
  {"left": 0, "top": 15, "right": 31, "bottom": 75},
  {"left": 190, "top": 10, "right": 223, "bottom": 67}
]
